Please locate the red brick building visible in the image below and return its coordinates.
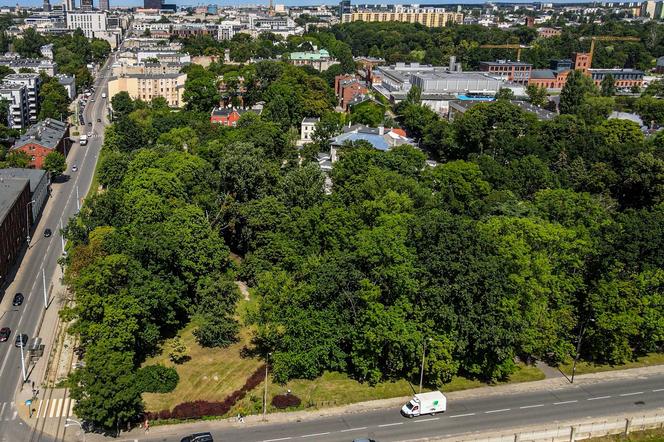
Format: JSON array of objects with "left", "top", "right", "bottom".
[
  {"left": 0, "top": 177, "right": 31, "bottom": 284},
  {"left": 538, "top": 27, "right": 562, "bottom": 38},
  {"left": 334, "top": 74, "right": 369, "bottom": 110},
  {"left": 10, "top": 119, "right": 70, "bottom": 169},
  {"left": 479, "top": 60, "right": 533, "bottom": 84},
  {"left": 210, "top": 107, "right": 262, "bottom": 126}
]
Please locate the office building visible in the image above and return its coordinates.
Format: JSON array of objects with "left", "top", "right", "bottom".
[
  {"left": 80, "top": 0, "right": 93, "bottom": 11},
  {"left": 589, "top": 69, "right": 644, "bottom": 88},
  {"left": 339, "top": 0, "right": 351, "bottom": 16},
  {"left": 144, "top": 0, "right": 162, "bottom": 9},
  {"left": 100, "top": 0, "right": 109, "bottom": 10},
  {"left": 4, "top": 73, "right": 41, "bottom": 124},
  {"left": 108, "top": 72, "right": 187, "bottom": 107},
  {"left": 43, "top": 0, "right": 51, "bottom": 11},
  {"left": 342, "top": 6, "right": 463, "bottom": 27},
  {"left": 66, "top": 11, "right": 107, "bottom": 38},
  {"left": 479, "top": 60, "right": 533, "bottom": 84},
  {"left": 63, "top": 0, "right": 75, "bottom": 11}
]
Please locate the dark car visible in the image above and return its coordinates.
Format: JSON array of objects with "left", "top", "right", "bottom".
[
  {"left": 15, "top": 334, "right": 28, "bottom": 348},
  {"left": 12, "top": 293, "right": 24, "bottom": 306},
  {"left": 97, "top": 118, "right": 101, "bottom": 122},
  {"left": 88, "top": 121, "right": 92, "bottom": 126},
  {"left": 0, "top": 328, "right": 10, "bottom": 342},
  {"left": 44, "top": 228, "right": 52, "bottom": 237},
  {"left": 180, "top": 433, "right": 213, "bottom": 442},
  {"left": 353, "top": 439, "right": 377, "bottom": 442}
]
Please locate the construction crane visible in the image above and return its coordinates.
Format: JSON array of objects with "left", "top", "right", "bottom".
[
  {"left": 585, "top": 36, "right": 641, "bottom": 67},
  {"left": 478, "top": 44, "right": 532, "bottom": 62}
]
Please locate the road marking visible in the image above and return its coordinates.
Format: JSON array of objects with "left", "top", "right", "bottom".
[
  {"left": 378, "top": 422, "right": 403, "bottom": 427},
  {"left": 553, "top": 400, "right": 578, "bottom": 405},
  {"left": 416, "top": 417, "right": 440, "bottom": 423},
  {"left": 264, "top": 438, "right": 292, "bottom": 442},
  {"left": 340, "top": 427, "right": 367, "bottom": 432},
  {"left": 300, "top": 433, "right": 329, "bottom": 438},
  {"left": 450, "top": 413, "right": 476, "bottom": 418},
  {"left": 587, "top": 396, "right": 611, "bottom": 401},
  {"left": 485, "top": 408, "right": 510, "bottom": 414},
  {"left": 11, "top": 411, "right": 16, "bottom": 421},
  {"left": 620, "top": 392, "right": 643, "bottom": 397},
  {"left": 36, "top": 399, "right": 43, "bottom": 419},
  {"left": 653, "top": 388, "right": 664, "bottom": 392},
  {"left": 49, "top": 398, "right": 60, "bottom": 418},
  {"left": 0, "top": 402, "right": 6, "bottom": 418},
  {"left": 520, "top": 404, "right": 545, "bottom": 409}
]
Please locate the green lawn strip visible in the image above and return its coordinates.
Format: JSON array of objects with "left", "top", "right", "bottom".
[
  {"left": 557, "top": 353, "right": 664, "bottom": 377},
  {"left": 589, "top": 427, "right": 664, "bottom": 442}
]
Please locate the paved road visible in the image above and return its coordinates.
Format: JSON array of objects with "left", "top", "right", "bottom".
[
  {"left": 0, "top": 51, "right": 115, "bottom": 442},
  {"left": 118, "top": 373, "right": 664, "bottom": 442}
]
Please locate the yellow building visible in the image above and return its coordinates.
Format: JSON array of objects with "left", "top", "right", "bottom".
[
  {"left": 107, "top": 72, "right": 187, "bottom": 108},
  {"left": 341, "top": 8, "right": 463, "bottom": 27}
]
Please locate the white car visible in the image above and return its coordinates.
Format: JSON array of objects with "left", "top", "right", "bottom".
[{"left": 72, "top": 165, "right": 78, "bottom": 172}]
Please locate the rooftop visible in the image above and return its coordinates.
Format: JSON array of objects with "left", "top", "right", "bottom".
[
  {"left": 331, "top": 125, "right": 414, "bottom": 151},
  {"left": 0, "top": 168, "right": 47, "bottom": 193},
  {"left": 530, "top": 69, "right": 557, "bottom": 79},
  {"left": 480, "top": 60, "right": 533, "bottom": 67},
  {"left": 12, "top": 118, "right": 68, "bottom": 151},
  {"left": 289, "top": 49, "right": 331, "bottom": 61},
  {"left": 0, "top": 176, "right": 29, "bottom": 228}
]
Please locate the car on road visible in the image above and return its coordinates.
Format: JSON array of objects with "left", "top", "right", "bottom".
[
  {"left": 12, "top": 293, "right": 23, "bottom": 306},
  {"left": 72, "top": 165, "right": 78, "bottom": 172},
  {"left": 44, "top": 228, "right": 52, "bottom": 237},
  {"left": 0, "top": 328, "right": 10, "bottom": 342},
  {"left": 90, "top": 98, "right": 95, "bottom": 102},
  {"left": 353, "top": 439, "right": 378, "bottom": 442},
  {"left": 180, "top": 433, "right": 213, "bottom": 442},
  {"left": 15, "top": 334, "right": 28, "bottom": 348},
  {"left": 97, "top": 118, "right": 101, "bottom": 122}
]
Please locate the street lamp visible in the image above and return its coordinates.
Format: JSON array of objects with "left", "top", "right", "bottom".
[
  {"left": 571, "top": 317, "right": 595, "bottom": 383},
  {"left": 65, "top": 418, "right": 86, "bottom": 442},
  {"left": 25, "top": 200, "right": 36, "bottom": 243},
  {"left": 262, "top": 352, "right": 272, "bottom": 421},
  {"left": 419, "top": 337, "right": 432, "bottom": 393}
]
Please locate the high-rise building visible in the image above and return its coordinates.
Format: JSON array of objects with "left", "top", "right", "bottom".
[
  {"left": 99, "top": 0, "right": 108, "bottom": 10},
  {"left": 144, "top": 0, "right": 162, "bottom": 9},
  {"left": 43, "top": 0, "right": 51, "bottom": 11},
  {"left": 339, "top": 0, "right": 351, "bottom": 17},
  {"left": 80, "top": 0, "right": 93, "bottom": 11},
  {"left": 62, "top": 0, "right": 74, "bottom": 11}
]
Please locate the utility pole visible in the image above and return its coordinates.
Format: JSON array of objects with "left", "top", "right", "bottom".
[
  {"left": 262, "top": 352, "right": 271, "bottom": 421},
  {"left": 60, "top": 219, "right": 65, "bottom": 253},
  {"left": 25, "top": 200, "right": 35, "bottom": 244},
  {"left": 42, "top": 268, "right": 48, "bottom": 309},
  {"left": 20, "top": 336, "right": 27, "bottom": 382},
  {"left": 419, "top": 338, "right": 432, "bottom": 393}
]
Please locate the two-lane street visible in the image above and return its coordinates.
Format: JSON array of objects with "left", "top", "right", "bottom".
[
  {"left": 118, "top": 372, "right": 664, "bottom": 442},
  {"left": 0, "top": 51, "right": 116, "bottom": 442}
]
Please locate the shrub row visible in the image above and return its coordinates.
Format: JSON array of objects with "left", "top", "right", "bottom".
[
  {"left": 271, "top": 393, "right": 301, "bottom": 409},
  {"left": 146, "top": 364, "right": 266, "bottom": 420}
]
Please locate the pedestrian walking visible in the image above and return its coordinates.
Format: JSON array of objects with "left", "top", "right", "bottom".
[{"left": 144, "top": 419, "right": 149, "bottom": 434}]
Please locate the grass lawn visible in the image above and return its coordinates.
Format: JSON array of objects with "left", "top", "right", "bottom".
[
  {"left": 142, "top": 323, "right": 263, "bottom": 412},
  {"left": 557, "top": 353, "right": 664, "bottom": 377},
  {"left": 590, "top": 427, "right": 664, "bottom": 442}
]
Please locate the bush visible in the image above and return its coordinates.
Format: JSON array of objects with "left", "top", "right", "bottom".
[
  {"left": 136, "top": 365, "right": 179, "bottom": 393},
  {"left": 271, "top": 393, "right": 301, "bottom": 409},
  {"left": 145, "top": 364, "right": 266, "bottom": 420}
]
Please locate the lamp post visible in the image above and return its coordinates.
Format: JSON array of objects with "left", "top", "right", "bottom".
[
  {"left": 419, "top": 337, "right": 432, "bottom": 393},
  {"left": 65, "top": 418, "right": 85, "bottom": 442},
  {"left": 571, "top": 317, "right": 595, "bottom": 383},
  {"left": 19, "top": 334, "right": 27, "bottom": 382},
  {"left": 25, "top": 200, "right": 36, "bottom": 244},
  {"left": 262, "top": 352, "right": 272, "bottom": 421}
]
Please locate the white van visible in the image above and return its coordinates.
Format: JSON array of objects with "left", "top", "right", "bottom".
[{"left": 401, "top": 391, "right": 446, "bottom": 418}]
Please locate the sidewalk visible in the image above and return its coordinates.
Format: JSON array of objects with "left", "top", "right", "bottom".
[{"left": 71, "top": 364, "right": 664, "bottom": 442}]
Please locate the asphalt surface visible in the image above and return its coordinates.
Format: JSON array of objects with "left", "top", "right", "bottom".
[
  {"left": 118, "top": 373, "right": 664, "bottom": 442},
  {"left": 0, "top": 51, "right": 115, "bottom": 442}
]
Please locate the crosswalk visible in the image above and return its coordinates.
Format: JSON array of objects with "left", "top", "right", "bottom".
[
  {"left": 36, "top": 397, "right": 76, "bottom": 419},
  {"left": 0, "top": 398, "right": 77, "bottom": 421}
]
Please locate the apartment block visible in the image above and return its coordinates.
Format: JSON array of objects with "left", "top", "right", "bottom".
[
  {"left": 342, "top": 7, "right": 463, "bottom": 27},
  {"left": 5, "top": 73, "right": 41, "bottom": 124},
  {"left": 0, "top": 82, "right": 29, "bottom": 129},
  {"left": 108, "top": 72, "right": 187, "bottom": 107}
]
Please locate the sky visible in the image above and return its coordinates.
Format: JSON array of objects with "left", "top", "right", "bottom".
[{"left": 4, "top": 0, "right": 595, "bottom": 8}]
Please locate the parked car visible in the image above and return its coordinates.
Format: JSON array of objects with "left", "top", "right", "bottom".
[
  {"left": 97, "top": 118, "right": 101, "bottom": 122},
  {"left": 180, "top": 433, "right": 213, "bottom": 442},
  {"left": 12, "top": 293, "right": 24, "bottom": 306},
  {"left": 0, "top": 328, "right": 10, "bottom": 342},
  {"left": 15, "top": 334, "right": 28, "bottom": 348},
  {"left": 44, "top": 228, "right": 52, "bottom": 238}
]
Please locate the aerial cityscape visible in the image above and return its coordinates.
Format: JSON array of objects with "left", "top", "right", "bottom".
[{"left": 0, "top": 0, "right": 662, "bottom": 441}]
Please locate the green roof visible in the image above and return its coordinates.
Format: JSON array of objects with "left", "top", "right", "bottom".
[{"left": 289, "top": 49, "right": 331, "bottom": 61}]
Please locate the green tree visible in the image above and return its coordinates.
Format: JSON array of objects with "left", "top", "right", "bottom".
[
  {"left": 110, "top": 91, "right": 134, "bottom": 118},
  {"left": 6, "top": 150, "right": 30, "bottom": 168},
  {"left": 38, "top": 77, "right": 70, "bottom": 121},
  {"left": 526, "top": 84, "right": 548, "bottom": 107},
  {"left": 600, "top": 74, "right": 616, "bottom": 96},
  {"left": 560, "top": 70, "right": 598, "bottom": 115},
  {"left": 494, "top": 87, "right": 515, "bottom": 100},
  {"left": 168, "top": 336, "right": 188, "bottom": 364},
  {"left": 350, "top": 101, "right": 385, "bottom": 126},
  {"left": 42, "top": 151, "right": 66, "bottom": 176}
]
